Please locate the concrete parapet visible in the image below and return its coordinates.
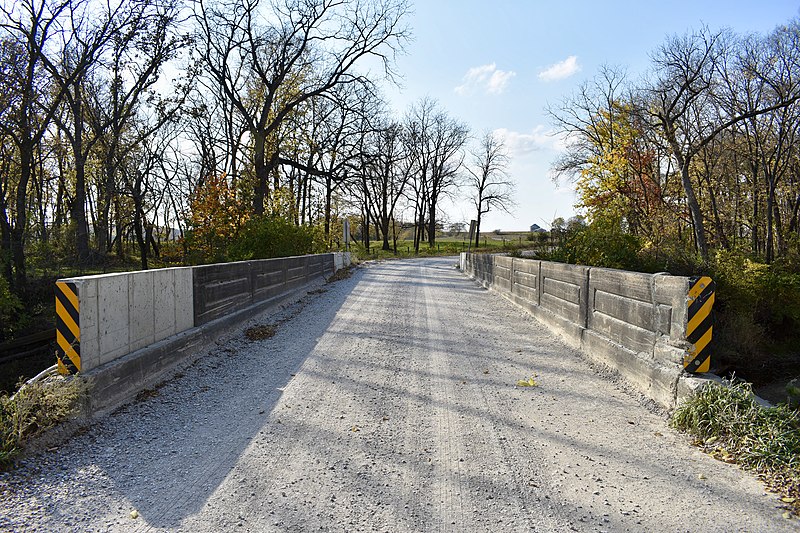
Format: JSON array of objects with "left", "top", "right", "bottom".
[
  {"left": 540, "top": 262, "right": 589, "bottom": 327},
  {"left": 59, "top": 267, "right": 194, "bottom": 373},
  {"left": 56, "top": 252, "right": 349, "bottom": 414},
  {"left": 511, "top": 258, "right": 540, "bottom": 306},
  {"left": 460, "top": 252, "right": 697, "bottom": 410},
  {"left": 333, "top": 252, "right": 351, "bottom": 271},
  {"left": 193, "top": 254, "right": 335, "bottom": 326}
]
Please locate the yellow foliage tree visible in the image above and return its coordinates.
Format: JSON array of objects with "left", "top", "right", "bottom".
[{"left": 187, "top": 173, "right": 248, "bottom": 262}]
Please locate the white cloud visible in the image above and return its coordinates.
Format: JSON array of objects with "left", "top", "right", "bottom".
[
  {"left": 538, "top": 56, "right": 580, "bottom": 82},
  {"left": 493, "top": 126, "right": 567, "bottom": 155},
  {"left": 455, "top": 63, "right": 516, "bottom": 95}
]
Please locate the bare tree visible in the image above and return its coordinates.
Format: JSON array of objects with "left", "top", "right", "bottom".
[
  {"left": 405, "top": 97, "right": 468, "bottom": 250},
  {"left": 45, "top": 0, "right": 123, "bottom": 264},
  {"left": 364, "top": 120, "right": 408, "bottom": 251},
  {"left": 0, "top": 0, "right": 79, "bottom": 288},
  {"left": 645, "top": 27, "right": 800, "bottom": 261},
  {"left": 721, "top": 21, "right": 800, "bottom": 261},
  {"left": 86, "top": 0, "right": 192, "bottom": 257},
  {"left": 194, "top": 0, "right": 410, "bottom": 215},
  {"left": 549, "top": 65, "right": 629, "bottom": 180},
  {"left": 467, "top": 131, "right": 515, "bottom": 247}
]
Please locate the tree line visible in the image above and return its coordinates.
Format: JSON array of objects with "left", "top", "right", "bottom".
[
  {"left": 550, "top": 20, "right": 800, "bottom": 268},
  {"left": 0, "top": 0, "right": 516, "bottom": 302}
]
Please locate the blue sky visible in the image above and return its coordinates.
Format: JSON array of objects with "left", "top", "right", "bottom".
[{"left": 379, "top": 1, "right": 800, "bottom": 231}]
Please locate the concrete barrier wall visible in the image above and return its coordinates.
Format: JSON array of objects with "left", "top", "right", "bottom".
[
  {"left": 461, "top": 253, "right": 694, "bottom": 409},
  {"left": 192, "top": 254, "right": 334, "bottom": 326},
  {"left": 57, "top": 252, "right": 349, "bottom": 413},
  {"left": 60, "top": 267, "right": 194, "bottom": 373}
]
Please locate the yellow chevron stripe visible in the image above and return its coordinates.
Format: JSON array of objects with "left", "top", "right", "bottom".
[
  {"left": 694, "top": 355, "right": 711, "bottom": 373},
  {"left": 688, "top": 276, "right": 713, "bottom": 300},
  {"left": 56, "top": 281, "right": 79, "bottom": 312},
  {"left": 56, "top": 330, "right": 81, "bottom": 371},
  {"left": 688, "top": 293, "right": 715, "bottom": 334},
  {"left": 688, "top": 326, "right": 713, "bottom": 357},
  {"left": 56, "top": 298, "right": 80, "bottom": 340}
]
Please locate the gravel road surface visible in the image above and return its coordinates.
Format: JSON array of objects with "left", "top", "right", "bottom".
[{"left": 0, "top": 257, "right": 794, "bottom": 532}]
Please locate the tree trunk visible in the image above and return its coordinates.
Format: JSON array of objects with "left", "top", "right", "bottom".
[
  {"left": 12, "top": 142, "right": 33, "bottom": 290},
  {"left": 474, "top": 209, "right": 482, "bottom": 248},
  {"left": 324, "top": 175, "right": 332, "bottom": 238},
  {"left": 427, "top": 203, "right": 436, "bottom": 248},
  {"left": 680, "top": 162, "right": 708, "bottom": 261},
  {"left": 72, "top": 151, "right": 91, "bottom": 264},
  {"left": 0, "top": 210, "right": 12, "bottom": 285},
  {"left": 134, "top": 208, "right": 148, "bottom": 270},
  {"left": 70, "top": 89, "right": 91, "bottom": 264},
  {"left": 253, "top": 132, "right": 267, "bottom": 215},
  {"left": 766, "top": 180, "right": 775, "bottom": 263}
]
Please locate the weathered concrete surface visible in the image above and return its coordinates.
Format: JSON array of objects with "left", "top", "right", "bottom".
[
  {"left": 62, "top": 267, "right": 194, "bottom": 373},
  {"left": 84, "top": 277, "right": 326, "bottom": 417},
  {"left": 461, "top": 253, "right": 703, "bottom": 410},
  {"left": 193, "top": 254, "right": 335, "bottom": 326},
  {"left": 1, "top": 257, "right": 792, "bottom": 532}
]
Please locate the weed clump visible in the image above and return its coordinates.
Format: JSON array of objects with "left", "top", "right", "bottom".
[
  {"left": 671, "top": 379, "right": 800, "bottom": 513},
  {"left": 245, "top": 324, "right": 277, "bottom": 341},
  {"left": 0, "top": 377, "right": 87, "bottom": 468},
  {"left": 327, "top": 266, "right": 352, "bottom": 283}
]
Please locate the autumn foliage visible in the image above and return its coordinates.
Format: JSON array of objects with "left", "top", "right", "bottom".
[{"left": 187, "top": 173, "right": 248, "bottom": 263}]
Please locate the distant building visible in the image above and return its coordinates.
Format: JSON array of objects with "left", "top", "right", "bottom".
[{"left": 529, "top": 224, "right": 547, "bottom": 233}]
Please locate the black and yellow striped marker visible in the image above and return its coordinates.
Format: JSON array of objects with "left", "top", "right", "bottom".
[
  {"left": 685, "top": 275, "right": 715, "bottom": 373},
  {"left": 55, "top": 281, "right": 80, "bottom": 375}
]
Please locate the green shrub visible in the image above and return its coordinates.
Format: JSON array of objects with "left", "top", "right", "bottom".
[
  {"left": 227, "top": 216, "right": 320, "bottom": 261},
  {"left": 707, "top": 250, "right": 800, "bottom": 371},
  {"left": 542, "top": 216, "right": 644, "bottom": 271},
  {"left": 671, "top": 379, "right": 800, "bottom": 509}
]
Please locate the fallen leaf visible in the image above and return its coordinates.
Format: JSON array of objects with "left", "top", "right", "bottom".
[
  {"left": 704, "top": 436, "right": 718, "bottom": 445},
  {"left": 783, "top": 511, "right": 792, "bottom": 519},
  {"left": 782, "top": 497, "right": 796, "bottom": 504},
  {"left": 130, "top": 510, "right": 139, "bottom": 519},
  {"left": 516, "top": 377, "right": 538, "bottom": 387},
  {"left": 698, "top": 473, "right": 706, "bottom": 480}
]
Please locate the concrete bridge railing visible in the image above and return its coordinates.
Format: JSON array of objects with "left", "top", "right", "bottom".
[
  {"left": 460, "top": 252, "right": 711, "bottom": 409},
  {"left": 55, "top": 252, "right": 351, "bottom": 414}
]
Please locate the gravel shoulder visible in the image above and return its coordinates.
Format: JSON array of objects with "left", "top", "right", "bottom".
[{"left": 0, "top": 256, "right": 794, "bottom": 532}]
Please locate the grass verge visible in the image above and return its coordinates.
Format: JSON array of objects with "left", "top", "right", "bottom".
[
  {"left": 671, "top": 379, "right": 800, "bottom": 515},
  {"left": 0, "top": 377, "right": 87, "bottom": 469}
]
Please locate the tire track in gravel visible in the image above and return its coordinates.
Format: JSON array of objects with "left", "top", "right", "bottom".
[{"left": 418, "top": 259, "right": 568, "bottom": 532}]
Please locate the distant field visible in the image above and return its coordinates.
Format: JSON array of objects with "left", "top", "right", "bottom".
[{"left": 351, "top": 233, "right": 538, "bottom": 260}]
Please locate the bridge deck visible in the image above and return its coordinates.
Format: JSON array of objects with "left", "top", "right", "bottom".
[{"left": 0, "top": 257, "right": 790, "bottom": 532}]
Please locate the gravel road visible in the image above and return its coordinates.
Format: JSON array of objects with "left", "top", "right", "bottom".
[{"left": 0, "top": 256, "right": 794, "bottom": 532}]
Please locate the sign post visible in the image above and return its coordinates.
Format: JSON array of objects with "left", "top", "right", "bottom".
[{"left": 467, "top": 220, "right": 477, "bottom": 253}]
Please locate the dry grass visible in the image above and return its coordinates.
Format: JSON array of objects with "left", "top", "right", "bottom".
[
  {"left": 327, "top": 266, "right": 353, "bottom": 283},
  {"left": 0, "top": 376, "right": 87, "bottom": 468},
  {"left": 245, "top": 324, "right": 277, "bottom": 341}
]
